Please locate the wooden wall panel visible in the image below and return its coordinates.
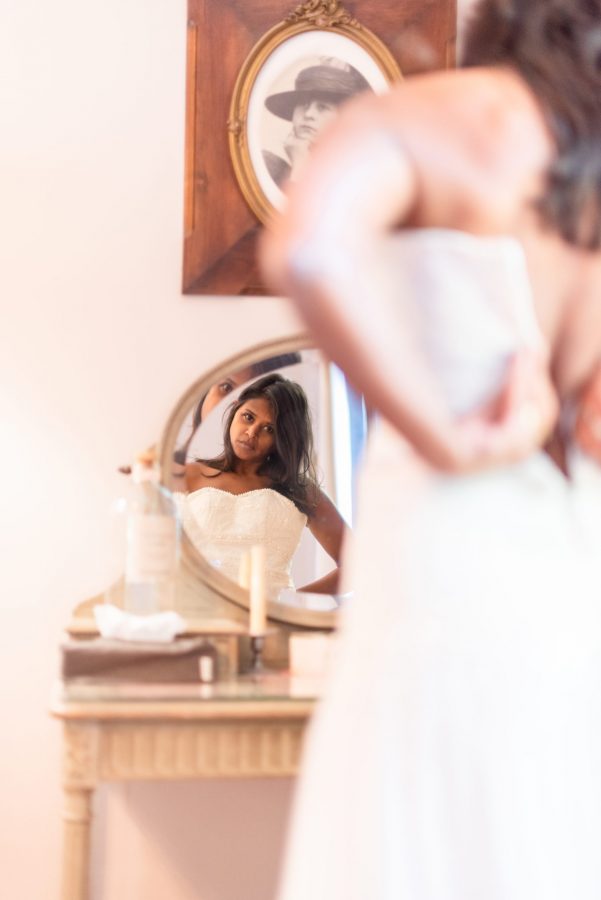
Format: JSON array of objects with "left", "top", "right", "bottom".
[{"left": 183, "top": 0, "right": 457, "bottom": 295}]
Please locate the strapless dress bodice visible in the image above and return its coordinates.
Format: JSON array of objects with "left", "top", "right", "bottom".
[
  {"left": 388, "top": 228, "right": 543, "bottom": 415},
  {"left": 178, "top": 487, "right": 307, "bottom": 598},
  {"left": 277, "top": 231, "right": 601, "bottom": 900}
]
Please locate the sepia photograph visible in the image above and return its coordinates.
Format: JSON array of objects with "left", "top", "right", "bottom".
[
  {"left": 260, "top": 55, "right": 373, "bottom": 191},
  {"left": 230, "top": 23, "right": 401, "bottom": 222}
]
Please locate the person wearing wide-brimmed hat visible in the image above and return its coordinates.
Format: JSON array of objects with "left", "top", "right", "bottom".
[{"left": 262, "top": 61, "right": 371, "bottom": 188}]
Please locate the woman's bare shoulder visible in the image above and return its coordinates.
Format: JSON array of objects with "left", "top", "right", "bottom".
[
  {"left": 385, "top": 68, "right": 547, "bottom": 134},
  {"left": 310, "top": 67, "right": 552, "bottom": 231},
  {"left": 388, "top": 68, "right": 554, "bottom": 229},
  {"left": 185, "top": 460, "right": 221, "bottom": 491},
  {"left": 186, "top": 460, "right": 221, "bottom": 477},
  {"left": 306, "top": 483, "right": 343, "bottom": 520}
]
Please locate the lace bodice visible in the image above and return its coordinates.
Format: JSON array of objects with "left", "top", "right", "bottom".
[
  {"left": 391, "top": 229, "right": 543, "bottom": 416},
  {"left": 178, "top": 487, "right": 307, "bottom": 599}
]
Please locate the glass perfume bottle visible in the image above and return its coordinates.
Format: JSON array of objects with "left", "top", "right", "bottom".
[{"left": 123, "top": 452, "right": 180, "bottom": 614}]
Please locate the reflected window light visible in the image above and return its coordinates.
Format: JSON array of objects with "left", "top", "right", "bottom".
[{"left": 329, "top": 363, "right": 367, "bottom": 525}]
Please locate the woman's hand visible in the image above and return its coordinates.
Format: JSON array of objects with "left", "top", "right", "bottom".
[
  {"left": 451, "top": 348, "right": 559, "bottom": 472},
  {"left": 574, "top": 365, "right": 601, "bottom": 464}
]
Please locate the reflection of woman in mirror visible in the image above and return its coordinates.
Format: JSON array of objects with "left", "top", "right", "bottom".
[
  {"left": 172, "top": 352, "right": 302, "bottom": 467},
  {"left": 261, "top": 0, "right": 601, "bottom": 896},
  {"left": 177, "top": 374, "right": 347, "bottom": 599},
  {"left": 196, "top": 352, "right": 302, "bottom": 422}
]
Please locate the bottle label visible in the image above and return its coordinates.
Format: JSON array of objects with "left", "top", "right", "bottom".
[{"left": 125, "top": 514, "right": 177, "bottom": 582}]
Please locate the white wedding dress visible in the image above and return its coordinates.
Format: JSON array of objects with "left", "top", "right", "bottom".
[
  {"left": 278, "top": 230, "right": 601, "bottom": 900},
  {"left": 179, "top": 486, "right": 307, "bottom": 598}
]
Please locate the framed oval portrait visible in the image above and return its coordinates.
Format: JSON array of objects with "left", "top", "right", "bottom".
[{"left": 228, "top": 10, "right": 402, "bottom": 223}]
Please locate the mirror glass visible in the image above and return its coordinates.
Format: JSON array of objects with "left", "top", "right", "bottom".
[{"left": 161, "top": 339, "right": 366, "bottom": 624}]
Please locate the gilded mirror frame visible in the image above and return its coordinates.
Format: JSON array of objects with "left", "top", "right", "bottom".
[
  {"left": 159, "top": 334, "right": 339, "bottom": 629},
  {"left": 228, "top": 4, "right": 402, "bottom": 224}
]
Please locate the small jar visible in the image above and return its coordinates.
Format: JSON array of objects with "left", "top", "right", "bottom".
[{"left": 198, "top": 640, "right": 218, "bottom": 683}]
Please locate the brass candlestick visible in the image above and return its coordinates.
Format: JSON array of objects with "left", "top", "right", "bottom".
[{"left": 249, "top": 635, "right": 265, "bottom": 674}]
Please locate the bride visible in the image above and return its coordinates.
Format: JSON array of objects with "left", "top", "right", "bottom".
[
  {"left": 261, "top": 0, "right": 601, "bottom": 897},
  {"left": 179, "top": 373, "right": 346, "bottom": 599}
]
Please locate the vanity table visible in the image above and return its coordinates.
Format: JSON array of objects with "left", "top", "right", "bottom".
[
  {"left": 51, "top": 672, "right": 318, "bottom": 900},
  {"left": 52, "top": 336, "right": 346, "bottom": 899}
]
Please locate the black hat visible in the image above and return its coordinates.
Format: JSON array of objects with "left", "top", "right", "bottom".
[{"left": 265, "top": 63, "right": 371, "bottom": 121}]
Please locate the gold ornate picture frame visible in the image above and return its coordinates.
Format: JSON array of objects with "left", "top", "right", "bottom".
[
  {"left": 228, "top": 5, "right": 402, "bottom": 224},
  {"left": 183, "top": 0, "right": 457, "bottom": 295}
]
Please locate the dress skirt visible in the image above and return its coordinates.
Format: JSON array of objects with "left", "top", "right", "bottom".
[{"left": 277, "top": 421, "right": 601, "bottom": 900}]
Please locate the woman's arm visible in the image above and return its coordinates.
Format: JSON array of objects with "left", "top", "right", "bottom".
[
  {"left": 260, "top": 94, "right": 556, "bottom": 471},
  {"left": 298, "top": 489, "right": 348, "bottom": 595},
  {"left": 574, "top": 365, "right": 601, "bottom": 463}
]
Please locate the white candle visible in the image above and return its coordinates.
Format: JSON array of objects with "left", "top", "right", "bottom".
[
  {"left": 249, "top": 544, "right": 267, "bottom": 636},
  {"left": 238, "top": 550, "right": 251, "bottom": 589}
]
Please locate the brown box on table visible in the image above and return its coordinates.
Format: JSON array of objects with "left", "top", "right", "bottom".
[{"left": 61, "top": 635, "right": 237, "bottom": 683}]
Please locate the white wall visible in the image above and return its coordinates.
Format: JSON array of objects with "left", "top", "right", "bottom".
[
  {"left": 1, "top": 2, "right": 474, "bottom": 896},
  {"left": 1, "top": 1, "right": 301, "bottom": 898}
]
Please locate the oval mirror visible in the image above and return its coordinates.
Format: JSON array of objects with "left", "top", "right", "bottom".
[{"left": 159, "top": 335, "right": 366, "bottom": 629}]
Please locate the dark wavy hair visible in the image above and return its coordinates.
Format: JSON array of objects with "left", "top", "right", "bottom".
[
  {"left": 462, "top": 0, "right": 601, "bottom": 250},
  {"left": 204, "top": 373, "right": 318, "bottom": 517},
  {"left": 173, "top": 352, "right": 302, "bottom": 466}
]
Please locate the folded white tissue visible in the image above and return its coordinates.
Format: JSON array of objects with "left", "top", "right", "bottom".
[
  {"left": 276, "top": 589, "right": 342, "bottom": 612},
  {"left": 94, "top": 604, "right": 186, "bottom": 643}
]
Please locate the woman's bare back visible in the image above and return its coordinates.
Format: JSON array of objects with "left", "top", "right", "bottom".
[
  {"left": 263, "top": 66, "right": 601, "bottom": 465},
  {"left": 389, "top": 68, "right": 601, "bottom": 401}
]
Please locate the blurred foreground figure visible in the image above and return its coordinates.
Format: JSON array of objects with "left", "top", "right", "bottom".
[{"left": 261, "top": 1, "right": 601, "bottom": 898}]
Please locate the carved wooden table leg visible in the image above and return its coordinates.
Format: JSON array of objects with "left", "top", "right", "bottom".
[
  {"left": 61, "top": 723, "right": 99, "bottom": 900},
  {"left": 61, "top": 787, "right": 93, "bottom": 900}
]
